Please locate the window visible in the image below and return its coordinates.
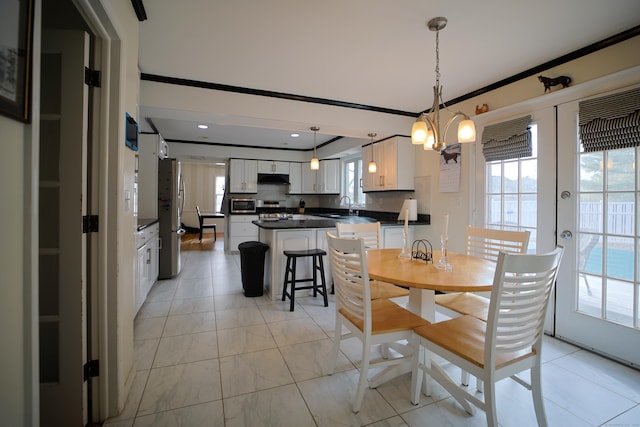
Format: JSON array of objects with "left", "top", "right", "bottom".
[
  {"left": 342, "top": 156, "right": 365, "bottom": 206},
  {"left": 485, "top": 124, "right": 538, "bottom": 252},
  {"left": 215, "top": 175, "right": 225, "bottom": 213}
]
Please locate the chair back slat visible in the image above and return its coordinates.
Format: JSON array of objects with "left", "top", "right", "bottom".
[
  {"left": 486, "top": 247, "right": 564, "bottom": 359},
  {"left": 326, "top": 232, "right": 372, "bottom": 331},
  {"left": 466, "top": 226, "right": 530, "bottom": 262},
  {"left": 336, "top": 222, "right": 382, "bottom": 249}
]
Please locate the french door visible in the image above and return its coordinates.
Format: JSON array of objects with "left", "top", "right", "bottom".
[{"left": 556, "top": 95, "right": 640, "bottom": 367}]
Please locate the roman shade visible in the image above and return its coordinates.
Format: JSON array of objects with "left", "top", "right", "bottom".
[
  {"left": 482, "top": 115, "right": 532, "bottom": 162},
  {"left": 578, "top": 87, "right": 640, "bottom": 152}
]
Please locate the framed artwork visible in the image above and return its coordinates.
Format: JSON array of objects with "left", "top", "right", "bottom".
[{"left": 0, "top": 0, "right": 34, "bottom": 122}]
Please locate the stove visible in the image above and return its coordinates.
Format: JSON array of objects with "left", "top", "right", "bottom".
[{"left": 259, "top": 212, "right": 293, "bottom": 221}]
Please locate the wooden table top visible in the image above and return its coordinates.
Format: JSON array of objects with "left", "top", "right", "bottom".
[{"left": 366, "top": 248, "right": 495, "bottom": 293}]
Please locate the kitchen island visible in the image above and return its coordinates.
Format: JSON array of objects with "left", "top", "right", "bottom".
[{"left": 253, "top": 214, "right": 429, "bottom": 301}]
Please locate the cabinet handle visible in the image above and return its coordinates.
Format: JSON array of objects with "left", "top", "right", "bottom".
[{"left": 359, "top": 178, "right": 362, "bottom": 188}]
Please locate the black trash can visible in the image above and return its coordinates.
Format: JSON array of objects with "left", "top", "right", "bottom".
[{"left": 238, "top": 241, "right": 269, "bottom": 297}]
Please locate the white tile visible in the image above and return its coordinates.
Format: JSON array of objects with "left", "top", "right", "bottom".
[
  {"left": 169, "top": 296, "right": 215, "bottom": 315},
  {"left": 213, "top": 293, "right": 259, "bottom": 310},
  {"left": 215, "top": 306, "right": 265, "bottom": 330},
  {"left": 138, "top": 359, "right": 222, "bottom": 416},
  {"left": 216, "top": 324, "right": 276, "bottom": 357},
  {"left": 145, "top": 280, "right": 177, "bottom": 302},
  {"left": 153, "top": 331, "right": 218, "bottom": 367},
  {"left": 136, "top": 300, "right": 172, "bottom": 319},
  {"left": 162, "top": 311, "right": 216, "bottom": 337},
  {"left": 541, "top": 361, "right": 636, "bottom": 425},
  {"left": 267, "top": 317, "right": 327, "bottom": 347},
  {"left": 279, "top": 338, "right": 354, "bottom": 382},
  {"left": 297, "top": 370, "right": 397, "bottom": 426},
  {"left": 551, "top": 349, "right": 640, "bottom": 402},
  {"left": 134, "top": 317, "right": 166, "bottom": 340},
  {"left": 134, "top": 338, "right": 159, "bottom": 371},
  {"left": 399, "top": 397, "right": 488, "bottom": 427},
  {"left": 606, "top": 404, "right": 640, "bottom": 426},
  {"left": 219, "top": 348, "right": 294, "bottom": 397},
  {"left": 133, "top": 400, "right": 224, "bottom": 427},
  {"left": 258, "top": 300, "right": 311, "bottom": 323},
  {"left": 174, "top": 277, "right": 213, "bottom": 298},
  {"left": 223, "top": 384, "right": 315, "bottom": 427}
]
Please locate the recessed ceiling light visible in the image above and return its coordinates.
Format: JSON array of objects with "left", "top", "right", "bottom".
[
  {"left": 215, "top": 162, "right": 225, "bottom": 166},
  {"left": 197, "top": 124, "right": 209, "bottom": 129},
  {"left": 290, "top": 133, "right": 299, "bottom": 138}
]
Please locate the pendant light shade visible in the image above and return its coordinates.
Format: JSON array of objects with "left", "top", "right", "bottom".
[
  {"left": 367, "top": 133, "right": 377, "bottom": 173},
  {"left": 310, "top": 126, "right": 320, "bottom": 170}
]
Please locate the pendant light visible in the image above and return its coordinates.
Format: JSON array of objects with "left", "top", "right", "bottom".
[
  {"left": 411, "top": 17, "right": 476, "bottom": 152},
  {"left": 310, "top": 126, "right": 320, "bottom": 170},
  {"left": 367, "top": 133, "right": 377, "bottom": 173}
]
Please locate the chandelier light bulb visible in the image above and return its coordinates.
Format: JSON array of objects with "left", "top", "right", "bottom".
[
  {"left": 310, "top": 157, "right": 320, "bottom": 170},
  {"left": 457, "top": 119, "right": 476, "bottom": 143},
  {"left": 412, "top": 120, "right": 428, "bottom": 144}
]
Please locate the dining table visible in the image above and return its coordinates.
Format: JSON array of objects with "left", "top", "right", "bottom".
[{"left": 365, "top": 248, "right": 496, "bottom": 387}]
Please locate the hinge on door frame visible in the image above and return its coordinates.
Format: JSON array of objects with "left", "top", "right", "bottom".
[
  {"left": 83, "top": 359, "right": 99, "bottom": 382},
  {"left": 83, "top": 215, "right": 99, "bottom": 233},
  {"left": 84, "top": 67, "right": 101, "bottom": 88}
]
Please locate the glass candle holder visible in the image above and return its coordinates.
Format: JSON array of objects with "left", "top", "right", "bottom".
[
  {"left": 436, "top": 234, "right": 452, "bottom": 271},
  {"left": 397, "top": 230, "right": 412, "bottom": 259}
]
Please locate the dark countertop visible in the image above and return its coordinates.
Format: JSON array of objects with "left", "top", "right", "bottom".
[
  {"left": 253, "top": 214, "right": 429, "bottom": 230},
  {"left": 137, "top": 218, "right": 159, "bottom": 231}
]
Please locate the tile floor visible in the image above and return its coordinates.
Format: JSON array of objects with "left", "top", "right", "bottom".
[{"left": 104, "top": 235, "right": 640, "bottom": 426}]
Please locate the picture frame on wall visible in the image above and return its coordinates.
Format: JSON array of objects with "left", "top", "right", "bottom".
[{"left": 0, "top": 0, "right": 34, "bottom": 122}]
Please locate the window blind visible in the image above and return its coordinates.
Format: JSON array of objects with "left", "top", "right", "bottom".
[
  {"left": 482, "top": 115, "right": 532, "bottom": 162},
  {"left": 578, "top": 87, "right": 640, "bottom": 152}
]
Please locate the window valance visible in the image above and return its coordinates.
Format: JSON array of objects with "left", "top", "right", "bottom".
[
  {"left": 579, "top": 87, "right": 640, "bottom": 152},
  {"left": 482, "top": 115, "right": 532, "bottom": 162}
]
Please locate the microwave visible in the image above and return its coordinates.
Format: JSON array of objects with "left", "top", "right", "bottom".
[{"left": 230, "top": 198, "right": 257, "bottom": 213}]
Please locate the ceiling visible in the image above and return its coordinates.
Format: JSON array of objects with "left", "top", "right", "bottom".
[{"left": 137, "top": 0, "right": 640, "bottom": 150}]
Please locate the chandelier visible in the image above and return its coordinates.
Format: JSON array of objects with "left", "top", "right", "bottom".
[
  {"left": 367, "top": 132, "right": 377, "bottom": 173},
  {"left": 310, "top": 126, "right": 320, "bottom": 170},
  {"left": 411, "top": 17, "right": 476, "bottom": 152}
]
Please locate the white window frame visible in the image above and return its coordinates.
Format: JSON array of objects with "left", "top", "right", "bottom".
[{"left": 342, "top": 155, "right": 366, "bottom": 207}]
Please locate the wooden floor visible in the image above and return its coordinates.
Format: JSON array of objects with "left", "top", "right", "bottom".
[{"left": 181, "top": 232, "right": 219, "bottom": 251}]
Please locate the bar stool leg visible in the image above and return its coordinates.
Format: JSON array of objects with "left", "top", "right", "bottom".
[
  {"left": 282, "top": 256, "right": 291, "bottom": 302},
  {"left": 312, "top": 255, "right": 318, "bottom": 298},
  {"left": 289, "top": 257, "right": 297, "bottom": 312},
  {"left": 318, "top": 255, "right": 328, "bottom": 307}
]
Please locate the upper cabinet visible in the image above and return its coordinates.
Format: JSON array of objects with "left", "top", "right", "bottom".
[
  {"left": 258, "top": 160, "right": 290, "bottom": 175},
  {"left": 361, "top": 136, "right": 414, "bottom": 192},
  {"left": 292, "top": 159, "right": 340, "bottom": 194},
  {"left": 229, "top": 159, "right": 258, "bottom": 193},
  {"left": 288, "top": 162, "right": 302, "bottom": 194}
]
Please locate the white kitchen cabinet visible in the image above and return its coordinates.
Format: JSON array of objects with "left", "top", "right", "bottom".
[
  {"left": 301, "top": 164, "right": 318, "bottom": 193},
  {"left": 258, "top": 160, "right": 289, "bottom": 174},
  {"left": 382, "top": 226, "right": 413, "bottom": 249},
  {"left": 135, "top": 222, "right": 160, "bottom": 314},
  {"left": 229, "top": 159, "right": 258, "bottom": 193},
  {"left": 362, "top": 136, "right": 414, "bottom": 192},
  {"left": 299, "top": 159, "right": 340, "bottom": 194},
  {"left": 315, "top": 228, "right": 335, "bottom": 284},
  {"left": 320, "top": 159, "right": 340, "bottom": 194},
  {"left": 228, "top": 214, "right": 259, "bottom": 251},
  {"left": 288, "top": 162, "right": 302, "bottom": 194}
]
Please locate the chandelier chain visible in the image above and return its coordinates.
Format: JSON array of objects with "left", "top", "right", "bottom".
[{"left": 435, "top": 30, "right": 440, "bottom": 88}]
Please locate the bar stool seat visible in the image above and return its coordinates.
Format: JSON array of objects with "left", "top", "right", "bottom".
[{"left": 282, "top": 249, "right": 328, "bottom": 311}]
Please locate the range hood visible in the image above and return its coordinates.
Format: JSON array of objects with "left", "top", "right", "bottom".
[{"left": 257, "top": 173, "right": 290, "bottom": 185}]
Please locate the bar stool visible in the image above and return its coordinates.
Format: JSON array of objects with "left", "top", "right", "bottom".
[{"left": 282, "top": 249, "right": 328, "bottom": 311}]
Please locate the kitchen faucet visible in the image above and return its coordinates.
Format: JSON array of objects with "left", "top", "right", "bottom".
[{"left": 339, "top": 195, "right": 353, "bottom": 216}]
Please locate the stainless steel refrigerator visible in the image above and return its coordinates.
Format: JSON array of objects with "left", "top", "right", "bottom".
[{"left": 158, "top": 158, "right": 185, "bottom": 278}]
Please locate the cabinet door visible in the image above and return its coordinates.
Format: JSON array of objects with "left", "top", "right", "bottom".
[
  {"left": 229, "top": 159, "right": 246, "bottom": 192},
  {"left": 243, "top": 160, "right": 258, "bottom": 193},
  {"left": 382, "top": 226, "right": 413, "bottom": 249},
  {"left": 257, "top": 160, "right": 273, "bottom": 174},
  {"left": 382, "top": 138, "right": 397, "bottom": 190},
  {"left": 274, "top": 161, "right": 290, "bottom": 174},
  {"left": 288, "top": 162, "right": 301, "bottom": 194},
  {"left": 320, "top": 159, "right": 340, "bottom": 194},
  {"left": 362, "top": 144, "right": 374, "bottom": 191},
  {"left": 301, "top": 165, "right": 317, "bottom": 193},
  {"left": 395, "top": 136, "right": 415, "bottom": 190}
]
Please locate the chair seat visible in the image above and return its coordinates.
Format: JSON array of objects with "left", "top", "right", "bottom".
[
  {"left": 435, "top": 292, "right": 489, "bottom": 321},
  {"left": 283, "top": 249, "right": 327, "bottom": 257},
  {"left": 370, "top": 280, "right": 410, "bottom": 300},
  {"left": 339, "top": 298, "right": 429, "bottom": 335},
  {"left": 413, "top": 315, "right": 534, "bottom": 370}
]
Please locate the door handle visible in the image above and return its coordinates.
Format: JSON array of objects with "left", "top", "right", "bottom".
[{"left": 560, "top": 230, "right": 573, "bottom": 240}]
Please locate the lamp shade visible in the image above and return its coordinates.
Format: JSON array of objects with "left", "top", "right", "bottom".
[
  {"left": 412, "top": 120, "right": 428, "bottom": 144},
  {"left": 310, "top": 157, "right": 319, "bottom": 170},
  {"left": 457, "top": 119, "right": 476, "bottom": 143},
  {"left": 368, "top": 161, "right": 377, "bottom": 173}
]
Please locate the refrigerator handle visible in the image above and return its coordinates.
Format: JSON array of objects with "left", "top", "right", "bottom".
[{"left": 178, "top": 174, "right": 185, "bottom": 217}]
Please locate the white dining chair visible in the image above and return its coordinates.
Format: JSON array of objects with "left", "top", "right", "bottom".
[
  {"left": 326, "top": 232, "right": 429, "bottom": 413},
  {"left": 410, "top": 246, "right": 564, "bottom": 427},
  {"left": 335, "top": 221, "right": 410, "bottom": 300},
  {"left": 435, "top": 226, "right": 530, "bottom": 321}
]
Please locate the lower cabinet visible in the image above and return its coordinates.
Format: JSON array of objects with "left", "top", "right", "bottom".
[
  {"left": 228, "top": 215, "right": 259, "bottom": 252},
  {"left": 135, "top": 223, "right": 160, "bottom": 314}
]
